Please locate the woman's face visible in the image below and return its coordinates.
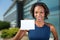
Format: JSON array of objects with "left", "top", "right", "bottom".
[{"left": 34, "top": 6, "right": 45, "bottom": 22}]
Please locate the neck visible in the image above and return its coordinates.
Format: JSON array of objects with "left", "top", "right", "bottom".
[{"left": 35, "top": 20, "right": 45, "bottom": 27}]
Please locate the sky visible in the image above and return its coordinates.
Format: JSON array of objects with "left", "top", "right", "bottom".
[{"left": 0, "top": 0, "right": 13, "bottom": 21}]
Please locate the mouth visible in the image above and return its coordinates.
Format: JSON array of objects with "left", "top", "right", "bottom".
[{"left": 38, "top": 17, "right": 42, "bottom": 20}]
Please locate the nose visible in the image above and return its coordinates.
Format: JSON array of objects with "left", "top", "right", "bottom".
[{"left": 38, "top": 13, "right": 41, "bottom": 16}]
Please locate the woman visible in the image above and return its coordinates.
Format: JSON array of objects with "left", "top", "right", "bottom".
[{"left": 13, "top": 2, "right": 58, "bottom": 40}]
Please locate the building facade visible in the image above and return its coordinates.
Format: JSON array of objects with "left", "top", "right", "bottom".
[{"left": 3, "top": 0, "right": 60, "bottom": 39}]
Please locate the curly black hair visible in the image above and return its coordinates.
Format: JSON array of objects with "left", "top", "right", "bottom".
[{"left": 30, "top": 2, "right": 49, "bottom": 19}]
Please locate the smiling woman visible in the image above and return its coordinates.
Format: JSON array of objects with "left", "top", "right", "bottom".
[
  {"left": 12, "top": 2, "right": 58, "bottom": 40},
  {"left": 28, "top": 2, "right": 58, "bottom": 40}
]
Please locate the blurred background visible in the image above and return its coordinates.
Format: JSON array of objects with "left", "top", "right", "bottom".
[{"left": 0, "top": 0, "right": 60, "bottom": 40}]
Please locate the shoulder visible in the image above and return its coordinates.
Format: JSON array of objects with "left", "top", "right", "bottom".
[
  {"left": 45, "top": 22, "right": 55, "bottom": 32},
  {"left": 46, "top": 23, "right": 54, "bottom": 27}
]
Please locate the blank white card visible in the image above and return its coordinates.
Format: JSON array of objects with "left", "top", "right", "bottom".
[{"left": 20, "top": 20, "right": 35, "bottom": 30}]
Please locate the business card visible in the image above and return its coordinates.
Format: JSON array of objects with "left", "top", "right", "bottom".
[{"left": 20, "top": 20, "right": 35, "bottom": 30}]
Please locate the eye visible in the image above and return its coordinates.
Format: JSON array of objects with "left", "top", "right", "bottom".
[
  {"left": 40, "top": 12, "right": 44, "bottom": 14},
  {"left": 35, "top": 12, "right": 38, "bottom": 14}
]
